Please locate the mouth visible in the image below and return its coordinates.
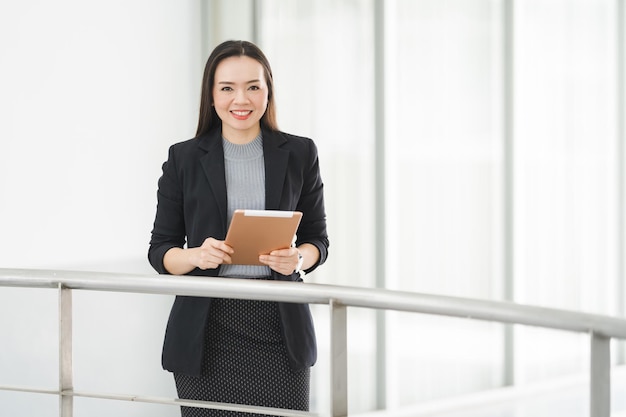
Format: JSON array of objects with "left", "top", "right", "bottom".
[{"left": 230, "top": 110, "right": 253, "bottom": 120}]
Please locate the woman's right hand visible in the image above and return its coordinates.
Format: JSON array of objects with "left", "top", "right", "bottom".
[
  {"left": 164, "top": 238, "right": 234, "bottom": 275},
  {"left": 190, "top": 237, "right": 234, "bottom": 270}
]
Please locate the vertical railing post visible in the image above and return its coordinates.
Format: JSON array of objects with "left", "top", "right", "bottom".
[
  {"left": 590, "top": 331, "right": 610, "bottom": 417},
  {"left": 330, "top": 299, "right": 348, "bottom": 417},
  {"left": 59, "top": 284, "right": 73, "bottom": 417}
]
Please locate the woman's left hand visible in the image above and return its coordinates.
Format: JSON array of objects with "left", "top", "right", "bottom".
[{"left": 259, "top": 247, "right": 300, "bottom": 276}]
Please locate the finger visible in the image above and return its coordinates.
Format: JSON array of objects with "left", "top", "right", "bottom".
[
  {"left": 210, "top": 251, "right": 232, "bottom": 265},
  {"left": 197, "top": 257, "right": 215, "bottom": 270},
  {"left": 203, "top": 237, "right": 235, "bottom": 254},
  {"left": 221, "top": 252, "right": 232, "bottom": 264},
  {"left": 197, "top": 250, "right": 232, "bottom": 268},
  {"left": 259, "top": 254, "right": 296, "bottom": 275},
  {"left": 215, "top": 242, "right": 235, "bottom": 254},
  {"left": 203, "top": 243, "right": 234, "bottom": 261},
  {"left": 260, "top": 254, "right": 290, "bottom": 266},
  {"left": 269, "top": 248, "right": 295, "bottom": 257}
]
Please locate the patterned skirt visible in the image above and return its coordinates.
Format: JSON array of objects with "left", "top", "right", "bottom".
[{"left": 174, "top": 298, "right": 310, "bottom": 417}]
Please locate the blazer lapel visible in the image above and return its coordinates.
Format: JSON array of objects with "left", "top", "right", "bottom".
[
  {"left": 198, "top": 131, "right": 228, "bottom": 232},
  {"left": 263, "top": 130, "right": 289, "bottom": 210}
]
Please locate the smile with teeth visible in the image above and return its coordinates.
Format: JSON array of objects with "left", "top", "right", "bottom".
[{"left": 231, "top": 110, "right": 253, "bottom": 119}]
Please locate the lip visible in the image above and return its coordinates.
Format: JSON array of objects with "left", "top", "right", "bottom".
[{"left": 230, "top": 110, "right": 253, "bottom": 120}]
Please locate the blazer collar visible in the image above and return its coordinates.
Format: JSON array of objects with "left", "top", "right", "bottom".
[
  {"left": 196, "top": 128, "right": 290, "bottom": 227},
  {"left": 198, "top": 130, "right": 228, "bottom": 231}
]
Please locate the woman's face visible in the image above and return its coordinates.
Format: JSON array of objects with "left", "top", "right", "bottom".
[{"left": 212, "top": 55, "right": 268, "bottom": 143}]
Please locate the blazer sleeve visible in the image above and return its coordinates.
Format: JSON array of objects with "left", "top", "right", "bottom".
[{"left": 148, "top": 145, "right": 186, "bottom": 274}]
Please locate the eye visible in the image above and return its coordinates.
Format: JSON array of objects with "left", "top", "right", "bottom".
[
  {"left": 249, "top": 85, "right": 260, "bottom": 91},
  {"left": 220, "top": 86, "right": 233, "bottom": 91}
]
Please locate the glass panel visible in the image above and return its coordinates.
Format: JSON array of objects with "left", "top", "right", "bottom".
[
  {"left": 0, "top": 288, "right": 58, "bottom": 387},
  {"left": 258, "top": 0, "right": 376, "bottom": 289},
  {"left": 512, "top": 0, "right": 619, "bottom": 383},
  {"left": 385, "top": 0, "right": 506, "bottom": 406},
  {"left": 257, "top": 1, "right": 377, "bottom": 413},
  {"left": 0, "top": 392, "right": 57, "bottom": 417},
  {"left": 257, "top": 0, "right": 623, "bottom": 410},
  {"left": 388, "top": 313, "right": 505, "bottom": 406}
]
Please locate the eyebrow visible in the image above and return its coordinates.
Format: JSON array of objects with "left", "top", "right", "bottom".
[{"left": 216, "top": 79, "right": 261, "bottom": 85}]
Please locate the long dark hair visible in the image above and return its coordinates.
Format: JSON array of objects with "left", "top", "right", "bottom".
[{"left": 196, "top": 40, "right": 278, "bottom": 137}]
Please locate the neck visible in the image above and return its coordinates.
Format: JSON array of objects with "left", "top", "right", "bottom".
[{"left": 222, "top": 125, "right": 261, "bottom": 145}]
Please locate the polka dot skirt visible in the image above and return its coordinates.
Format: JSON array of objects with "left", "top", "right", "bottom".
[{"left": 174, "top": 298, "right": 310, "bottom": 417}]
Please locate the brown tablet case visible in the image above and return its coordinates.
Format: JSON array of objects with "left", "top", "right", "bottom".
[{"left": 224, "top": 209, "right": 303, "bottom": 265}]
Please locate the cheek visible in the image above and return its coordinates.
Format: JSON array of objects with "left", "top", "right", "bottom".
[
  {"left": 212, "top": 96, "right": 228, "bottom": 111},
  {"left": 212, "top": 91, "right": 226, "bottom": 105},
  {"left": 257, "top": 95, "right": 269, "bottom": 110}
]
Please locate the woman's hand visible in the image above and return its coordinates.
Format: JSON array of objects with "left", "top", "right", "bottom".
[
  {"left": 259, "top": 247, "right": 301, "bottom": 276},
  {"left": 190, "top": 238, "right": 234, "bottom": 270},
  {"left": 163, "top": 238, "right": 233, "bottom": 275},
  {"left": 259, "top": 243, "right": 320, "bottom": 276}
]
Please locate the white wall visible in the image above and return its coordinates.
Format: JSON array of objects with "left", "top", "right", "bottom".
[{"left": 0, "top": 1, "right": 204, "bottom": 416}]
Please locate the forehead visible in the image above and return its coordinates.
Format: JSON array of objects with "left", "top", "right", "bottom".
[{"left": 214, "top": 56, "right": 265, "bottom": 82}]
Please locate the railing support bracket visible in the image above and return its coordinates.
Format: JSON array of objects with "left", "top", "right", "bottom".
[
  {"left": 330, "top": 299, "right": 348, "bottom": 417},
  {"left": 590, "top": 331, "right": 610, "bottom": 417},
  {"left": 59, "top": 284, "right": 73, "bottom": 417}
]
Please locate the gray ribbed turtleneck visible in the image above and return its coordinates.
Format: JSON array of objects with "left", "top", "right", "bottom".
[{"left": 219, "top": 134, "right": 271, "bottom": 278}]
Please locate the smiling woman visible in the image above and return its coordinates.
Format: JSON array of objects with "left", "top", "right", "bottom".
[{"left": 148, "top": 40, "right": 330, "bottom": 417}]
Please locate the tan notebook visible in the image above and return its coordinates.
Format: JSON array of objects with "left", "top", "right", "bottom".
[{"left": 225, "top": 209, "right": 303, "bottom": 265}]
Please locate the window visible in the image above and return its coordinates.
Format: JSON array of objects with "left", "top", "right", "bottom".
[{"left": 257, "top": 0, "right": 625, "bottom": 412}]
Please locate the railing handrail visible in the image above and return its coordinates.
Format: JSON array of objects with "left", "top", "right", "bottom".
[
  {"left": 1, "top": 268, "right": 626, "bottom": 338},
  {"left": 1, "top": 267, "right": 624, "bottom": 417}
]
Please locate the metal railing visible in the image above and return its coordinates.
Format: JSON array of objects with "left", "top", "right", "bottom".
[{"left": 1, "top": 268, "right": 626, "bottom": 417}]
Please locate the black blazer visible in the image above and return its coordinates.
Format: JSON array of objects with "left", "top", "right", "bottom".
[{"left": 148, "top": 127, "right": 329, "bottom": 376}]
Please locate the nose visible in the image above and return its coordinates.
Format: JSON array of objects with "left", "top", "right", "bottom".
[{"left": 234, "top": 89, "right": 249, "bottom": 104}]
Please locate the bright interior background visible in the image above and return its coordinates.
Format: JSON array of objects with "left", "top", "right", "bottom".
[{"left": 1, "top": 0, "right": 625, "bottom": 416}]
